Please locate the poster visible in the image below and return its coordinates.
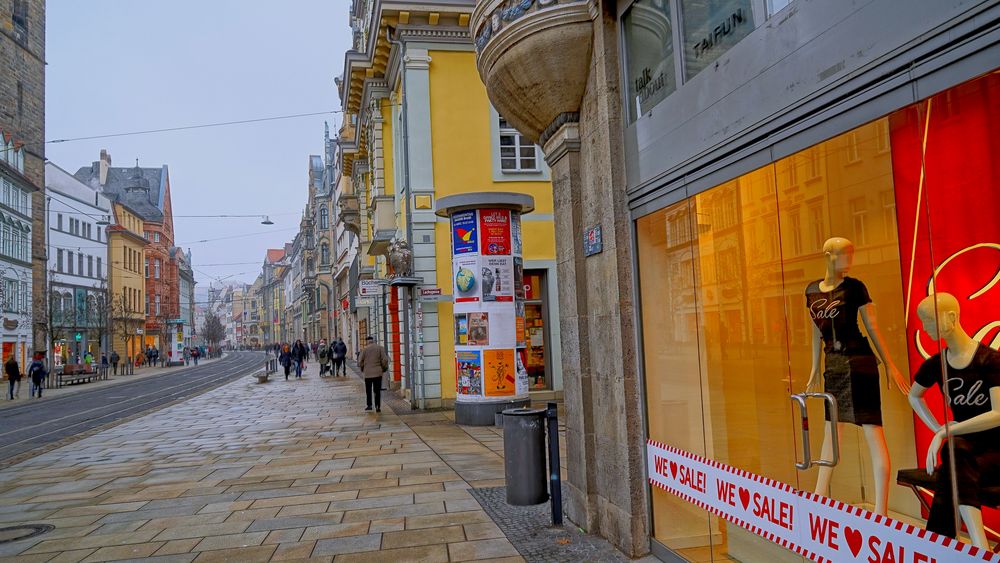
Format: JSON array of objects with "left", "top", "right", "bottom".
[
  {"left": 454, "top": 314, "right": 468, "bottom": 345},
  {"left": 484, "top": 349, "right": 516, "bottom": 397},
  {"left": 481, "top": 256, "right": 514, "bottom": 302},
  {"left": 452, "top": 209, "right": 478, "bottom": 255},
  {"left": 479, "top": 209, "right": 512, "bottom": 255},
  {"left": 468, "top": 312, "right": 489, "bottom": 346},
  {"left": 511, "top": 212, "right": 523, "bottom": 256},
  {"left": 515, "top": 301, "right": 526, "bottom": 348},
  {"left": 515, "top": 348, "right": 529, "bottom": 395},
  {"left": 453, "top": 256, "right": 479, "bottom": 303},
  {"left": 456, "top": 351, "right": 482, "bottom": 395},
  {"left": 513, "top": 257, "right": 525, "bottom": 300}
]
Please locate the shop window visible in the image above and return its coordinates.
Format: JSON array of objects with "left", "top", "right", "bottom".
[
  {"left": 623, "top": 0, "right": 677, "bottom": 122},
  {"left": 523, "top": 270, "right": 550, "bottom": 390},
  {"left": 680, "top": 0, "right": 754, "bottom": 80}
]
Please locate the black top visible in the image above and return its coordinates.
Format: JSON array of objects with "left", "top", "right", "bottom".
[
  {"left": 805, "top": 276, "right": 873, "bottom": 355},
  {"left": 915, "top": 344, "right": 1000, "bottom": 444}
]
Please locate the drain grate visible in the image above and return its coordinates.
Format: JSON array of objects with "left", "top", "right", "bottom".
[{"left": 0, "top": 524, "right": 54, "bottom": 544}]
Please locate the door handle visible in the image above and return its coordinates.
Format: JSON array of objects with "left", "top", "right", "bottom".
[{"left": 790, "top": 392, "right": 840, "bottom": 470}]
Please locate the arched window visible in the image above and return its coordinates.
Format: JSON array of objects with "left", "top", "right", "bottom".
[
  {"left": 319, "top": 206, "right": 329, "bottom": 229},
  {"left": 51, "top": 290, "right": 62, "bottom": 322},
  {"left": 62, "top": 293, "right": 74, "bottom": 324},
  {"left": 320, "top": 243, "right": 329, "bottom": 265}
]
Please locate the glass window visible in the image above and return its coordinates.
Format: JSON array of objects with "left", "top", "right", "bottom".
[
  {"left": 154, "top": 259, "right": 160, "bottom": 279},
  {"left": 767, "top": 0, "right": 793, "bottom": 16},
  {"left": 623, "top": 0, "right": 676, "bottom": 122},
  {"left": 145, "top": 258, "right": 149, "bottom": 278},
  {"left": 57, "top": 213, "right": 63, "bottom": 230},
  {"left": 68, "top": 251, "right": 74, "bottom": 275},
  {"left": 680, "top": 0, "right": 754, "bottom": 80},
  {"left": 97, "top": 257, "right": 102, "bottom": 278},
  {"left": 57, "top": 248, "right": 63, "bottom": 272},
  {"left": 498, "top": 117, "right": 539, "bottom": 172},
  {"left": 320, "top": 207, "right": 329, "bottom": 229},
  {"left": 88, "top": 255, "right": 93, "bottom": 278},
  {"left": 154, "top": 232, "right": 160, "bottom": 242}
]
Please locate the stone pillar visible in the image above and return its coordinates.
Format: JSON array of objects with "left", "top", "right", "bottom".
[{"left": 436, "top": 193, "right": 535, "bottom": 426}]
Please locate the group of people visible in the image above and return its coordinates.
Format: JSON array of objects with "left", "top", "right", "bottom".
[
  {"left": 275, "top": 338, "right": 349, "bottom": 380},
  {"left": 5, "top": 352, "right": 50, "bottom": 400}
]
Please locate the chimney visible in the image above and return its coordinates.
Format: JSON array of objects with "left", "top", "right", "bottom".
[{"left": 99, "top": 149, "right": 112, "bottom": 186}]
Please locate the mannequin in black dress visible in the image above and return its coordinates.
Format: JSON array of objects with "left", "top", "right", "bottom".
[{"left": 806, "top": 237, "right": 910, "bottom": 515}]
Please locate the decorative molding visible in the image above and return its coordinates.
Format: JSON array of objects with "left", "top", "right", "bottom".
[
  {"left": 403, "top": 52, "right": 433, "bottom": 70},
  {"left": 542, "top": 121, "right": 582, "bottom": 166},
  {"left": 538, "top": 112, "right": 580, "bottom": 148}
]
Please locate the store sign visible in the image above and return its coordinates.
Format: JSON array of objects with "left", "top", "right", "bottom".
[
  {"left": 647, "top": 441, "right": 995, "bottom": 562},
  {"left": 358, "top": 279, "right": 381, "bottom": 297}
]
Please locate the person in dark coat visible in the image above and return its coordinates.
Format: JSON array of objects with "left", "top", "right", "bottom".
[
  {"left": 5, "top": 355, "right": 20, "bottom": 400},
  {"left": 110, "top": 350, "right": 120, "bottom": 375},
  {"left": 291, "top": 340, "right": 307, "bottom": 378},
  {"left": 279, "top": 344, "right": 292, "bottom": 380},
  {"left": 27, "top": 352, "right": 47, "bottom": 399},
  {"left": 357, "top": 336, "right": 388, "bottom": 412},
  {"left": 333, "top": 338, "right": 348, "bottom": 377}
]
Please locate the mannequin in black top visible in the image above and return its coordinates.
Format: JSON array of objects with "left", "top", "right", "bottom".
[
  {"left": 909, "top": 292, "right": 1000, "bottom": 547},
  {"left": 806, "top": 237, "right": 910, "bottom": 515}
]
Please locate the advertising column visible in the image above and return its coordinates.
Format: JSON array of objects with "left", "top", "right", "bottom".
[{"left": 437, "top": 193, "right": 534, "bottom": 425}]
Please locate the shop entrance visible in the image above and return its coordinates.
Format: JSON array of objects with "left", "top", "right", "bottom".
[{"left": 523, "top": 270, "right": 551, "bottom": 390}]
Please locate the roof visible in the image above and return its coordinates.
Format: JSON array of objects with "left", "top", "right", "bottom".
[
  {"left": 266, "top": 249, "right": 285, "bottom": 263},
  {"left": 74, "top": 163, "right": 167, "bottom": 222}
]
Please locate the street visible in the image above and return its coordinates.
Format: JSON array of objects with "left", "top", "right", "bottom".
[{"left": 0, "top": 352, "right": 264, "bottom": 466}]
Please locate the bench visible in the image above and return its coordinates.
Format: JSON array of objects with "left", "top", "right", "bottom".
[
  {"left": 57, "top": 364, "right": 97, "bottom": 388},
  {"left": 897, "top": 468, "right": 1000, "bottom": 552}
]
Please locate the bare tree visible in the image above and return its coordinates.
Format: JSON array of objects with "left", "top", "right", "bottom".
[
  {"left": 88, "top": 278, "right": 112, "bottom": 359},
  {"left": 202, "top": 311, "right": 225, "bottom": 349},
  {"left": 110, "top": 289, "right": 139, "bottom": 373}
]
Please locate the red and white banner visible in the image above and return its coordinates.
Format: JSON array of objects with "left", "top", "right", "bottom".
[{"left": 647, "top": 440, "right": 999, "bottom": 562}]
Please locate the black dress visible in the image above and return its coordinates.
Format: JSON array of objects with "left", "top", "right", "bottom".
[{"left": 806, "top": 277, "right": 882, "bottom": 426}]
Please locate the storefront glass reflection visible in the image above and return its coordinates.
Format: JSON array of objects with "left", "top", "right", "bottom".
[{"left": 639, "top": 71, "right": 1000, "bottom": 560}]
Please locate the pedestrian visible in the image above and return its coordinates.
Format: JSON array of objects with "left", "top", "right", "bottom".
[
  {"left": 145, "top": 346, "right": 151, "bottom": 366},
  {"left": 317, "top": 339, "right": 330, "bottom": 376},
  {"left": 279, "top": 344, "right": 292, "bottom": 380},
  {"left": 358, "top": 336, "right": 388, "bottom": 412},
  {"left": 27, "top": 352, "right": 47, "bottom": 399},
  {"left": 5, "top": 354, "right": 20, "bottom": 400},
  {"left": 84, "top": 351, "right": 94, "bottom": 372},
  {"left": 333, "top": 338, "right": 347, "bottom": 376},
  {"left": 191, "top": 346, "right": 200, "bottom": 366},
  {"left": 110, "top": 350, "right": 120, "bottom": 375},
  {"left": 291, "top": 339, "right": 307, "bottom": 378},
  {"left": 100, "top": 352, "right": 108, "bottom": 378}
]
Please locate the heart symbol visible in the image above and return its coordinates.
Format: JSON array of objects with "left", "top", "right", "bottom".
[
  {"left": 738, "top": 487, "right": 751, "bottom": 511},
  {"left": 669, "top": 461, "right": 678, "bottom": 479},
  {"left": 844, "top": 527, "right": 863, "bottom": 558}
]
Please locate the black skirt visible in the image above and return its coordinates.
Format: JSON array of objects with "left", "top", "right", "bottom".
[{"left": 823, "top": 352, "right": 882, "bottom": 426}]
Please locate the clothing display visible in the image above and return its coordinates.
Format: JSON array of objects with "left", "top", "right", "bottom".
[
  {"left": 914, "top": 344, "right": 1000, "bottom": 445},
  {"left": 806, "top": 277, "right": 881, "bottom": 426}
]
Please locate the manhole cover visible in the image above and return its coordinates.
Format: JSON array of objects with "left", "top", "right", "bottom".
[{"left": 0, "top": 524, "right": 54, "bottom": 544}]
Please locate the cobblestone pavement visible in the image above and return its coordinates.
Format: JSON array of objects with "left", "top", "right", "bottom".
[{"left": 0, "top": 363, "right": 530, "bottom": 562}]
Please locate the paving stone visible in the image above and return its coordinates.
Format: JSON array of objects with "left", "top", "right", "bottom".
[
  {"left": 447, "top": 539, "right": 521, "bottom": 562},
  {"left": 152, "top": 522, "right": 252, "bottom": 542},
  {"left": 381, "top": 525, "right": 465, "bottom": 549},
  {"left": 263, "top": 527, "right": 306, "bottom": 545},
  {"left": 153, "top": 538, "right": 202, "bottom": 556},
  {"left": 463, "top": 522, "right": 506, "bottom": 541},
  {"left": 331, "top": 543, "right": 449, "bottom": 562},
  {"left": 191, "top": 532, "right": 269, "bottom": 552},
  {"left": 81, "top": 541, "right": 165, "bottom": 562},
  {"left": 312, "top": 533, "right": 382, "bottom": 556},
  {"left": 300, "top": 522, "right": 375, "bottom": 542},
  {"left": 190, "top": 545, "right": 277, "bottom": 562},
  {"left": 244, "top": 513, "right": 346, "bottom": 533},
  {"left": 271, "top": 540, "right": 317, "bottom": 561}
]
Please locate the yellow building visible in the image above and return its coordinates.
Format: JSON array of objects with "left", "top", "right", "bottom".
[
  {"left": 107, "top": 202, "right": 147, "bottom": 363},
  {"left": 337, "top": 0, "right": 561, "bottom": 408}
]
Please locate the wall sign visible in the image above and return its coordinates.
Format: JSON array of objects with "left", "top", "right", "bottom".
[
  {"left": 647, "top": 440, "right": 996, "bottom": 562},
  {"left": 584, "top": 225, "right": 603, "bottom": 257}
]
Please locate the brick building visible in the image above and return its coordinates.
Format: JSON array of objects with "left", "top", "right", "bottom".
[{"left": 1, "top": 0, "right": 46, "bottom": 354}]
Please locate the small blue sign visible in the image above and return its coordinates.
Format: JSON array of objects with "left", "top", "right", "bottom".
[
  {"left": 583, "top": 225, "right": 603, "bottom": 257},
  {"left": 452, "top": 210, "right": 478, "bottom": 255}
]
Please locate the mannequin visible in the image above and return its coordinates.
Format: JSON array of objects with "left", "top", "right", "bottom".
[
  {"left": 909, "top": 293, "right": 1000, "bottom": 547},
  {"left": 806, "top": 237, "right": 909, "bottom": 515}
]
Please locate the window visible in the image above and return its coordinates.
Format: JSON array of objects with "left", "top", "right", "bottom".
[
  {"left": 144, "top": 231, "right": 149, "bottom": 240},
  {"left": 78, "top": 253, "right": 84, "bottom": 275},
  {"left": 145, "top": 258, "right": 149, "bottom": 278},
  {"left": 498, "top": 117, "right": 538, "bottom": 172},
  {"left": 88, "top": 256, "right": 93, "bottom": 278},
  {"left": 16, "top": 81, "right": 23, "bottom": 117},
  {"left": 57, "top": 214, "right": 63, "bottom": 230},
  {"left": 85, "top": 223, "right": 91, "bottom": 239},
  {"left": 2, "top": 279, "right": 14, "bottom": 312},
  {"left": 97, "top": 257, "right": 102, "bottom": 278},
  {"left": 67, "top": 251, "right": 74, "bottom": 275},
  {"left": 155, "top": 295, "right": 160, "bottom": 315},
  {"left": 681, "top": 0, "right": 754, "bottom": 80},
  {"left": 319, "top": 206, "right": 329, "bottom": 229},
  {"left": 56, "top": 249, "right": 63, "bottom": 272},
  {"left": 154, "top": 259, "right": 160, "bottom": 279},
  {"left": 145, "top": 293, "right": 150, "bottom": 315},
  {"left": 851, "top": 197, "right": 868, "bottom": 245},
  {"left": 623, "top": 0, "right": 676, "bottom": 122},
  {"left": 846, "top": 131, "right": 862, "bottom": 163},
  {"left": 881, "top": 191, "right": 897, "bottom": 242},
  {"left": 321, "top": 243, "right": 330, "bottom": 265},
  {"left": 11, "top": 0, "right": 28, "bottom": 44},
  {"left": 154, "top": 232, "right": 160, "bottom": 242}
]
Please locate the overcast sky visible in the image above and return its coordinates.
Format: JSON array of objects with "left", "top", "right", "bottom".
[{"left": 45, "top": 0, "right": 352, "bottom": 296}]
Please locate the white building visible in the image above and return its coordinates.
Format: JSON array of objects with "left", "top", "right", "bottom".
[
  {"left": 45, "top": 162, "right": 112, "bottom": 364},
  {"left": 0, "top": 133, "right": 35, "bottom": 366}
]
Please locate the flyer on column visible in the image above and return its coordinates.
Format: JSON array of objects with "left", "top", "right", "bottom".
[
  {"left": 515, "top": 348, "right": 529, "bottom": 395},
  {"left": 511, "top": 212, "right": 523, "bottom": 256},
  {"left": 481, "top": 256, "right": 514, "bottom": 302},
  {"left": 479, "top": 209, "right": 512, "bottom": 255},
  {"left": 452, "top": 209, "right": 478, "bottom": 255},
  {"left": 454, "top": 256, "right": 480, "bottom": 303},
  {"left": 456, "top": 351, "right": 482, "bottom": 396},
  {"left": 484, "top": 349, "right": 516, "bottom": 397},
  {"left": 468, "top": 312, "right": 489, "bottom": 346}
]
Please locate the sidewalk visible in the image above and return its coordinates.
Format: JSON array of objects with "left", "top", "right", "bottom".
[
  {"left": 0, "top": 361, "right": 633, "bottom": 562},
  {"left": 0, "top": 355, "right": 226, "bottom": 410}
]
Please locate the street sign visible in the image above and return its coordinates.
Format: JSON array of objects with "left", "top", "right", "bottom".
[
  {"left": 355, "top": 297, "right": 375, "bottom": 308},
  {"left": 418, "top": 287, "right": 451, "bottom": 302},
  {"left": 74, "top": 332, "right": 82, "bottom": 341},
  {"left": 358, "top": 279, "right": 381, "bottom": 297},
  {"left": 419, "top": 287, "right": 442, "bottom": 297}
]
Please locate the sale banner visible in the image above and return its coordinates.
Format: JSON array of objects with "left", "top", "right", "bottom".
[
  {"left": 647, "top": 441, "right": 997, "bottom": 562},
  {"left": 452, "top": 210, "right": 478, "bottom": 255},
  {"left": 483, "top": 349, "right": 516, "bottom": 397},
  {"left": 479, "top": 209, "right": 512, "bottom": 255}
]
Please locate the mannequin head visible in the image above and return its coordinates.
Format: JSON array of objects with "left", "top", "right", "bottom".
[
  {"left": 917, "top": 293, "right": 961, "bottom": 340},
  {"left": 823, "top": 237, "right": 855, "bottom": 276}
]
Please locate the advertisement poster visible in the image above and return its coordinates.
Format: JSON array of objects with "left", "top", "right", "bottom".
[
  {"left": 511, "top": 212, "right": 523, "bottom": 256},
  {"left": 515, "top": 301, "right": 526, "bottom": 348},
  {"left": 452, "top": 210, "right": 478, "bottom": 255},
  {"left": 456, "top": 351, "right": 482, "bottom": 396},
  {"left": 481, "top": 256, "right": 514, "bottom": 302},
  {"left": 468, "top": 312, "right": 489, "bottom": 346},
  {"left": 454, "top": 256, "right": 480, "bottom": 303},
  {"left": 515, "top": 348, "right": 529, "bottom": 395},
  {"left": 484, "top": 349, "right": 516, "bottom": 397},
  {"left": 479, "top": 209, "right": 512, "bottom": 255},
  {"left": 514, "top": 257, "right": 525, "bottom": 300},
  {"left": 454, "top": 314, "right": 468, "bottom": 345}
]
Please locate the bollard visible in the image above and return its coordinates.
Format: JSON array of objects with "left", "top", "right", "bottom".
[
  {"left": 502, "top": 408, "right": 548, "bottom": 505},
  {"left": 546, "top": 402, "right": 563, "bottom": 525}
]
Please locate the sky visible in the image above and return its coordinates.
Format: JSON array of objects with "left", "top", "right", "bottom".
[{"left": 45, "top": 0, "right": 352, "bottom": 295}]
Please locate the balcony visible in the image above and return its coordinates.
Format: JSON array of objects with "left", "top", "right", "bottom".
[
  {"left": 471, "top": 0, "right": 595, "bottom": 143},
  {"left": 367, "top": 193, "right": 396, "bottom": 256}
]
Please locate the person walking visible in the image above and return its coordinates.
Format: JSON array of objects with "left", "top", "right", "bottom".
[
  {"left": 191, "top": 346, "right": 200, "bottom": 366},
  {"left": 358, "top": 336, "right": 388, "bottom": 412},
  {"left": 5, "top": 354, "right": 20, "bottom": 400},
  {"left": 100, "top": 352, "right": 109, "bottom": 378},
  {"left": 291, "top": 339, "right": 307, "bottom": 378},
  {"left": 27, "top": 353, "right": 47, "bottom": 399},
  {"left": 333, "top": 338, "right": 347, "bottom": 376},
  {"left": 317, "top": 339, "right": 330, "bottom": 376},
  {"left": 279, "top": 344, "right": 292, "bottom": 380},
  {"left": 110, "top": 350, "right": 120, "bottom": 375}
]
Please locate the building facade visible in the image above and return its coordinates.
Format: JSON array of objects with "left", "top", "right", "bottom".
[
  {"left": 473, "top": 0, "right": 1000, "bottom": 560},
  {"left": 337, "top": 0, "right": 561, "bottom": 409},
  {"left": 106, "top": 201, "right": 146, "bottom": 363},
  {"left": 0, "top": 134, "right": 34, "bottom": 366},
  {"left": 1, "top": 0, "right": 45, "bottom": 360},
  {"left": 45, "top": 162, "right": 111, "bottom": 365}
]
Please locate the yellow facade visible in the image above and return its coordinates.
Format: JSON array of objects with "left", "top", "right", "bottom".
[{"left": 108, "top": 203, "right": 147, "bottom": 363}]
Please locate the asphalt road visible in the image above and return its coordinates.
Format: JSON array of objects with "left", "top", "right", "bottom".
[{"left": 0, "top": 351, "right": 264, "bottom": 464}]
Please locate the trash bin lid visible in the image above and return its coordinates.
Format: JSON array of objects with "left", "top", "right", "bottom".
[{"left": 501, "top": 407, "right": 546, "bottom": 416}]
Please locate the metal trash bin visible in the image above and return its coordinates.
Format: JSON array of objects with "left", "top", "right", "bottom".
[{"left": 502, "top": 407, "right": 549, "bottom": 506}]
